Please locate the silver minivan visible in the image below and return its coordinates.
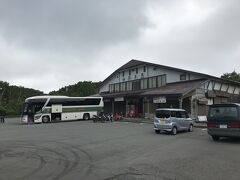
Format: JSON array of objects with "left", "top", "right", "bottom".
[{"left": 154, "top": 108, "right": 193, "bottom": 135}]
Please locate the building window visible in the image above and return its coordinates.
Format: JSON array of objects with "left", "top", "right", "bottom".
[
  {"left": 126, "top": 81, "right": 132, "bottom": 91},
  {"left": 149, "top": 77, "right": 157, "bottom": 88},
  {"left": 122, "top": 71, "right": 125, "bottom": 77},
  {"left": 129, "top": 70, "right": 131, "bottom": 75},
  {"left": 143, "top": 66, "right": 146, "bottom": 72},
  {"left": 141, "top": 79, "right": 148, "bottom": 89},
  {"left": 115, "top": 83, "right": 119, "bottom": 92},
  {"left": 109, "top": 84, "right": 115, "bottom": 93},
  {"left": 132, "top": 80, "right": 141, "bottom": 91},
  {"left": 152, "top": 77, "right": 157, "bottom": 88},
  {"left": 180, "top": 74, "right": 186, "bottom": 81},
  {"left": 149, "top": 77, "right": 153, "bottom": 88},
  {"left": 136, "top": 68, "right": 138, "bottom": 74},
  {"left": 120, "top": 82, "right": 126, "bottom": 92},
  {"left": 158, "top": 75, "right": 166, "bottom": 87}
]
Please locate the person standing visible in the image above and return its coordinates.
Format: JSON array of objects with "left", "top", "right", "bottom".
[{"left": 0, "top": 115, "right": 4, "bottom": 123}]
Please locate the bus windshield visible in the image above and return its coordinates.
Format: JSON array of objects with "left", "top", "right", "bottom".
[
  {"left": 22, "top": 103, "right": 29, "bottom": 115},
  {"left": 22, "top": 102, "right": 45, "bottom": 115}
]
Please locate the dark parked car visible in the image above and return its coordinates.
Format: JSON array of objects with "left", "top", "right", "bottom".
[{"left": 207, "top": 103, "right": 240, "bottom": 141}]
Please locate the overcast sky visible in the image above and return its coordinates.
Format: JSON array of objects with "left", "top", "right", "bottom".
[{"left": 0, "top": 0, "right": 239, "bottom": 93}]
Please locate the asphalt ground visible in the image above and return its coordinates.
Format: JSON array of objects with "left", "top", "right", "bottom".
[{"left": 0, "top": 118, "right": 240, "bottom": 180}]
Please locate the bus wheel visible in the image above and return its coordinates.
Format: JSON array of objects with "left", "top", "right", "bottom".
[
  {"left": 42, "top": 116, "right": 50, "bottom": 123},
  {"left": 83, "top": 113, "right": 90, "bottom": 120}
]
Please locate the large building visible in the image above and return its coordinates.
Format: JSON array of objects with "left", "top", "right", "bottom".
[{"left": 99, "top": 59, "right": 240, "bottom": 120}]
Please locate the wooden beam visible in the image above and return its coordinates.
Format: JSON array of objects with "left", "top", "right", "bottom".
[
  {"left": 207, "top": 80, "right": 211, "bottom": 90},
  {"left": 233, "top": 86, "right": 237, "bottom": 94},
  {"left": 226, "top": 84, "right": 230, "bottom": 93},
  {"left": 212, "top": 81, "right": 216, "bottom": 90},
  {"left": 220, "top": 83, "right": 223, "bottom": 91}
]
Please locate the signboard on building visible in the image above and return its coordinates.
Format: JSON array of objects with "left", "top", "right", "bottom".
[
  {"left": 153, "top": 96, "right": 166, "bottom": 104},
  {"left": 114, "top": 97, "right": 124, "bottom": 102}
]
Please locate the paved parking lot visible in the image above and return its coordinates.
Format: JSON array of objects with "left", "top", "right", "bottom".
[{"left": 0, "top": 118, "right": 240, "bottom": 180}]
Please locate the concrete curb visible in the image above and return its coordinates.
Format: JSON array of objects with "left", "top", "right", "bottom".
[
  {"left": 193, "top": 123, "right": 207, "bottom": 128},
  {"left": 119, "top": 118, "right": 153, "bottom": 124},
  {"left": 119, "top": 118, "right": 207, "bottom": 128}
]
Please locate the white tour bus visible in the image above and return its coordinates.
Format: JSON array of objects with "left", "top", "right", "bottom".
[{"left": 21, "top": 96, "right": 103, "bottom": 123}]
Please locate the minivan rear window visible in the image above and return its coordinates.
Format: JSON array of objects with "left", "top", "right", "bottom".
[
  {"left": 156, "top": 110, "right": 170, "bottom": 118},
  {"left": 209, "top": 107, "right": 238, "bottom": 119}
]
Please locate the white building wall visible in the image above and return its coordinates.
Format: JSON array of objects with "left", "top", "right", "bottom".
[
  {"left": 99, "top": 74, "right": 120, "bottom": 93},
  {"left": 99, "top": 63, "right": 240, "bottom": 95},
  {"left": 214, "top": 82, "right": 221, "bottom": 91},
  {"left": 208, "top": 81, "right": 213, "bottom": 90},
  {"left": 234, "top": 87, "right": 240, "bottom": 95},
  {"left": 189, "top": 74, "right": 204, "bottom": 80},
  {"left": 99, "top": 64, "right": 209, "bottom": 93},
  {"left": 228, "top": 86, "right": 235, "bottom": 94},
  {"left": 147, "top": 65, "right": 204, "bottom": 83},
  {"left": 221, "top": 84, "right": 228, "bottom": 91}
]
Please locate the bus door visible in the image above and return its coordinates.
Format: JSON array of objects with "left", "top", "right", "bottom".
[
  {"left": 51, "top": 104, "right": 62, "bottom": 121},
  {"left": 28, "top": 105, "right": 34, "bottom": 123}
]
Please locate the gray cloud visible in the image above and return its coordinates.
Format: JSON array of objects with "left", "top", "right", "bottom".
[
  {"left": 106, "top": 0, "right": 240, "bottom": 76},
  {"left": 0, "top": 0, "right": 148, "bottom": 51}
]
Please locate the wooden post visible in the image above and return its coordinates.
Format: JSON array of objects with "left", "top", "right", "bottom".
[
  {"left": 179, "top": 98, "right": 183, "bottom": 109},
  {"left": 112, "top": 99, "right": 115, "bottom": 115}
]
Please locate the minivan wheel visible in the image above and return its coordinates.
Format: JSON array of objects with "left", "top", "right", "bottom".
[
  {"left": 212, "top": 136, "right": 220, "bottom": 141},
  {"left": 155, "top": 130, "right": 160, "bottom": 134},
  {"left": 188, "top": 124, "right": 193, "bottom": 132},
  {"left": 172, "top": 127, "right": 177, "bottom": 135}
]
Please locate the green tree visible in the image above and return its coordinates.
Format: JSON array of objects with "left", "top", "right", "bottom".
[
  {"left": 0, "top": 80, "right": 44, "bottom": 115},
  {"left": 49, "top": 81, "right": 101, "bottom": 97},
  {"left": 221, "top": 71, "right": 240, "bottom": 82}
]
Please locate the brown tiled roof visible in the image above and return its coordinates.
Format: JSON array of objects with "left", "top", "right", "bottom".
[{"left": 140, "top": 79, "right": 207, "bottom": 96}]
